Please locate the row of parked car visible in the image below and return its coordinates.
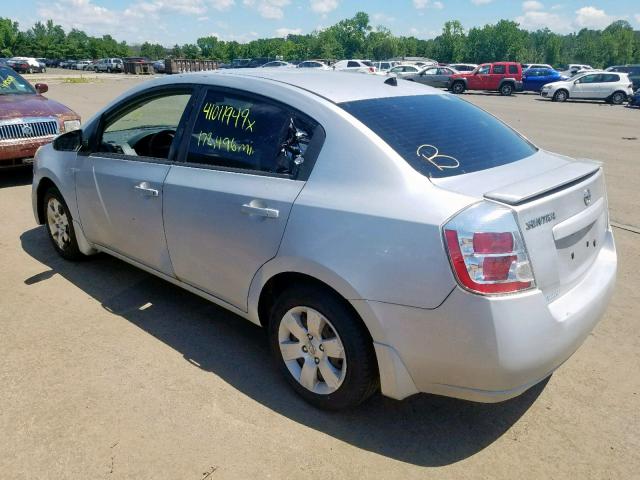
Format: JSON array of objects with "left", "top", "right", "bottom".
[
  {"left": 0, "top": 57, "right": 47, "bottom": 74},
  {"left": 370, "top": 60, "right": 639, "bottom": 105}
]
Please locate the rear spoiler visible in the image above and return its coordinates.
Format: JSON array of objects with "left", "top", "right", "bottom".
[{"left": 484, "top": 161, "right": 601, "bottom": 206}]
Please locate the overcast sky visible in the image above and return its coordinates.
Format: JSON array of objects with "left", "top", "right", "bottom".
[{"left": 5, "top": 0, "right": 640, "bottom": 45}]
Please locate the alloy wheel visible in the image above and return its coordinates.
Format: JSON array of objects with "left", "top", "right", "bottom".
[
  {"left": 278, "top": 306, "right": 346, "bottom": 395},
  {"left": 47, "top": 198, "right": 71, "bottom": 250},
  {"left": 611, "top": 93, "right": 625, "bottom": 105}
]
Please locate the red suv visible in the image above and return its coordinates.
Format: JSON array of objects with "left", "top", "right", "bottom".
[{"left": 448, "top": 62, "right": 523, "bottom": 96}]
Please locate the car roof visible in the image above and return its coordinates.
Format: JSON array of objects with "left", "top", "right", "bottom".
[{"left": 150, "top": 69, "right": 446, "bottom": 103}]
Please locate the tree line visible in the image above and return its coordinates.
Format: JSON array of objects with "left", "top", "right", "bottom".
[{"left": 2, "top": 12, "right": 639, "bottom": 68}]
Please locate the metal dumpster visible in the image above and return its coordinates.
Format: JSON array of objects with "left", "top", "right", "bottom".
[
  {"left": 123, "top": 59, "right": 154, "bottom": 75},
  {"left": 165, "top": 59, "right": 218, "bottom": 74}
]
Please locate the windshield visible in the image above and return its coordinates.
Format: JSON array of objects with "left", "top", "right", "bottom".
[
  {"left": 0, "top": 67, "right": 35, "bottom": 95},
  {"left": 339, "top": 94, "right": 538, "bottom": 179}
]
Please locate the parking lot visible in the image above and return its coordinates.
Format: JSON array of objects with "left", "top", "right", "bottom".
[{"left": 1, "top": 74, "right": 639, "bottom": 479}]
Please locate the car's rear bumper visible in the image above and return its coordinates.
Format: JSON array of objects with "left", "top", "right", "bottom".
[
  {"left": 0, "top": 138, "right": 53, "bottom": 168},
  {"left": 362, "top": 228, "right": 617, "bottom": 402}
]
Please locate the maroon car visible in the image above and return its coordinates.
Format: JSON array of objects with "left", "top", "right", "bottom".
[{"left": 1, "top": 66, "right": 80, "bottom": 168}]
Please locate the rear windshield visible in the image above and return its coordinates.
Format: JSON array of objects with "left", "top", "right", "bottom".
[{"left": 339, "top": 94, "right": 537, "bottom": 178}]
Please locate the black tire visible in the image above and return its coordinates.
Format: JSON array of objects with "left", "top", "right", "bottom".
[
  {"left": 552, "top": 89, "right": 568, "bottom": 102},
  {"left": 43, "top": 187, "right": 86, "bottom": 261},
  {"left": 451, "top": 81, "right": 465, "bottom": 94},
  {"left": 500, "top": 83, "right": 514, "bottom": 96},
  {"left": 610, "top": 91, "right": 626, "bottom": 105},
  {"left": 268, "top": 284, "right": 379, "bottom": 410}
]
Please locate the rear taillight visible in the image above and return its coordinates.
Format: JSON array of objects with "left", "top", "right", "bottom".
[
  {"left": 369, "top": 67, "right": 375, "bottom": 73},
  {"left": 443, "top": 202, "right": 535, "bottom": 295}
]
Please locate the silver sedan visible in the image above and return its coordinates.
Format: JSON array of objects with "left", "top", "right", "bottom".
[
  {"left": 404, "top": 66, "right": 459, "bottom": 88},
  {"left": 32, "top": 70, "right": 616, "bottom": 410}
]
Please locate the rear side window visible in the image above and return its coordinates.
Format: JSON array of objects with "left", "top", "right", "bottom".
[
  {"left": 509, "top": 64, "right": 519, "bottom": 74},
  {"left": 187, "top": 89, "right": 320, "bottom": 176},
  {"left": 493, "top": 65, "right": 506, "bottom": 74},
  {"left": 601, "top": 73, "right": 619, "bottom": 82},
  {"left": 339, "top": 95, "right": 537, "bottom": 179}
]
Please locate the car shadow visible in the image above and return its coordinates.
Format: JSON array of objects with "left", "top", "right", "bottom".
[
  {"left": 533, "top": 98, "right": 621, "bottom": 106},
  {"left": 0, "top": 167, "right": 32, "bottom": 188},
  {"left": 20, "top": 226, "right": 546, "bottom": 467}
]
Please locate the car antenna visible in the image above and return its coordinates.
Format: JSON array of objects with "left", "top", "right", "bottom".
[{"left": 384, "top": 76, "right": 398, "bottom": 86}]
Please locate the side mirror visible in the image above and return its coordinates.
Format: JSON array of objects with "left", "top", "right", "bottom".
[
  {"left": 53, "top": 129, "right": 83, "bottom": 152},
  {"left": 35, "top": 83, "right": 48, "bottom": 94}
]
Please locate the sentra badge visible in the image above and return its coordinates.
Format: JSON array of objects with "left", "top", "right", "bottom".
[{"left": 525, "top": 212, "right": 556, "bottom": 231}]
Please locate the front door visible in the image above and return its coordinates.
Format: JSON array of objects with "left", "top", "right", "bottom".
[
  {"left": 572, "top": 73, "right": 601, "bottom": 99},
  {"left": 163, "top": 87, "right": 323, "bottom": 310},
  {"left": 472, "top": 64, "right": 491, "bottom": 89},
  {"left": 76, "top": 89, "right": 195, "bottom": 275}
]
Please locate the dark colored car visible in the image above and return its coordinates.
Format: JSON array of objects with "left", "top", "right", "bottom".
[
  {"left": 6, "top": 59, "right": 30, "bottom": 74},
  {"left": 522, "top": 68, "right": 567, "bottom": 92},
  {"left": 606, "top": 65, "right": 640, "bottom": 90},
  {"left": 0, "top": 66, "right": 81, "bottom": 168},
  {"left": 448, "top": 62, "right": 523, "bottom": 96},
  {"left": 629, "top": 88, "right": 640, "bottom": 107},
  {"left": 405, "top": 66, "right": 458, "bottom": 88}
]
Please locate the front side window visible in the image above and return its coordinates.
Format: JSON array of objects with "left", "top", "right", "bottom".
[
  {"left": 578, "top": 74, "right": 598, "bottom": 84},
  {"left": 187, "top": 89, "right": 319, "bottom": 176},
  {"left": 347, "top": 61, "right": 360, "bottom": 68},
  {"left": 423, "top": 68, "right": 438, "bottom": 75},
  {"left": 477, "top": 65, "right": 490, "bottom": 74},
  {"left": 0, "top": 67, "right": 35, "bottom": 95},
  {"left": 339, "top": 94, "right": 537, "bottom": 179},
  {"left": 99, "top": 92, "right": 192, "bottom": 159}
]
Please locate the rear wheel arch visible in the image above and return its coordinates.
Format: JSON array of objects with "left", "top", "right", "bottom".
[
  {"left": 257, "top": 272, "right": 368, "bottom": 334},
  {"left": 610, "top": 90, "right": 627, "bottom": 104},
  {"left": 499, "top": 80, "right": 515, "bottom": 95}
]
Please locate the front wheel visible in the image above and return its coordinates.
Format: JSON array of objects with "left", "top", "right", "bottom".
[
  {"left": 43, "top": 187, "right": 86, "bottom": 261},
  {"left": 610, "top": 91, "right": 626, "bottom": 105},
  {"left": 552, "top": 90, "right": 568, "bottom": 102},
  {"left": 268, "top": 285, "right": 378, "bottom": 410},
  {"left": 500, "top": 83, "right": 514, "bottom": 96}
]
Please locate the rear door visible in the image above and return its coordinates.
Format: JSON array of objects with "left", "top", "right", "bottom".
[
  {"left": 162, "top": 87, "right": 324, "bottom": 310},
  {"left": 489, "top": 63, "right": 506, "bottom": 89},
  {"left": 76, "top": 87, "right": 195, "bottom": 275}
]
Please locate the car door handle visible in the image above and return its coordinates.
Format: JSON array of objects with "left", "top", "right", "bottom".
[
  {"left": 241, "top": 203, "right": 279, "bottom": 218},
  {"left": 134, "top": 182, "right": 159, "bottom": 197}
]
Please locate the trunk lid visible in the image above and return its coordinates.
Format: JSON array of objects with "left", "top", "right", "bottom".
[{"left": 432, "top": 151, "right": 608, "bottom": 302}]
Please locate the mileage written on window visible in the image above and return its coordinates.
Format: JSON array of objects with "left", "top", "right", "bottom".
[{"left": 188, "top": 91, "right": 290, "bottom": 173}]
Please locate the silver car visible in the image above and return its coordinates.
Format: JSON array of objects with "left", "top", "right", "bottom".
[
  {"left": 32, "top": 70, "right": 617, "bottom": 410},
  {"left": 405, "top": 66, "right": 458, "bottom": 88}
]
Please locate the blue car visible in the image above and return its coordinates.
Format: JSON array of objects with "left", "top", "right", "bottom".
[
  {"left": 630, "top": 89, "right": 640, "bottom": 107},
  {"left": 522, "top": 68, "right": 567, "bottom": 93}
]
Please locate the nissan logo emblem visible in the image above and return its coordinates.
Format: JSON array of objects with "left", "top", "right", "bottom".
[{"left": 583, "top": 188, "right": 592, "bottom": 206}]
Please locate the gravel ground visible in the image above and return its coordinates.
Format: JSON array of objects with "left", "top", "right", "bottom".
[{"left": 1, "top": 75, "right": 638, "bottom": 479}]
